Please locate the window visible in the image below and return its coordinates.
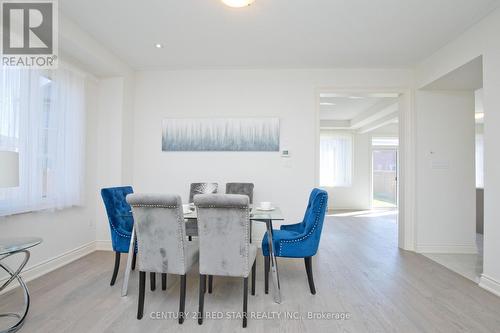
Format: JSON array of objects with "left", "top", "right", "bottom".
[
  {"left": 319, "top": 131, "right": 352, "bottom": 187},
  {"left": 0, "top": 67, "right": 85, "bottom": 216}
]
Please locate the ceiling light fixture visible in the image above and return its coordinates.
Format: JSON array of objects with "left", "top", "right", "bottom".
[
  {"left": 475, "top": 112, "right": 484, "bottom": 120},
  {"left": 320, "top": 102, "right": 336, "bottom": 106},
  {"left": 222, "top": 0, "right": 255, "bottom": 8},
  {"left": 154, "top": 43, "right": 163, "bottom": 49},
  {"left": 348, "top": 96, "right": 365, "bottom": 99}
]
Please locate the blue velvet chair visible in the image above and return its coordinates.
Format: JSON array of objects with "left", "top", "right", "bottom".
[
  {"left": 262, "top": 188, "right": 328, "bottom": 294},
  {"left": 101, "top": 186, "right": 136, "bottom": 286}
]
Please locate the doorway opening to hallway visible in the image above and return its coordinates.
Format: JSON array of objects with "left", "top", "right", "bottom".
[{"left": 316, "top": 90, "right": 401, "bottom": 244}]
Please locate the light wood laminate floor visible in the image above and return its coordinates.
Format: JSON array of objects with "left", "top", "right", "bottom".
[
  {"left": 423, "top": 234, "right": 483, "bottom": 283},
  {"left": 2, "top": 211, "right": 500, "bottom": 332}
]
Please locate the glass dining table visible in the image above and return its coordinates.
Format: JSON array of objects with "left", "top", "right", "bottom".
[{"left": 121, "top": 206, "right": 284, "bottom": 304}]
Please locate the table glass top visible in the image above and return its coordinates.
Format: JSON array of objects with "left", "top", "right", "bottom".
[
  {"left": 125, "top": 205, "right": 284, "bottom": 221},
  {"left": 251, "top": 206, "right": 284, "bottom": 221},
  {"left": 0, "top": 237, "right": 42, "bottom": 255},
  {"left": 183, "top": 205, "right": 284, "bottom": 221}
]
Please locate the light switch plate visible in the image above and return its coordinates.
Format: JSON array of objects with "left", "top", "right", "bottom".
[
  {"left": 431, "top": 159, "right": 450, "bottom": 170},
  {"left": 281, "top": 149, "right": 291, "bottom": 157}
]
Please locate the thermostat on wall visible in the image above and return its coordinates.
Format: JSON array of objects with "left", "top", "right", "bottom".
[{"left": 281, "top": 149, "right": 291, "bottom": 157}]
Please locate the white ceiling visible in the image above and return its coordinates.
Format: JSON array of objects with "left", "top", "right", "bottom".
[
  {"left": 321, "top": 97, "right": 387, "bottom": 120},
  {"left": 423, "top": 56, "right": 483, "bottom": 90},
  {"left": 320, "top": 94, "right": 398, "bottom": 120},
  {"left": 59, "top": 0, "right": 500, "bottom": 70},
  {"left": 319, "top": 93, "right": 399, "bottom": 133}
]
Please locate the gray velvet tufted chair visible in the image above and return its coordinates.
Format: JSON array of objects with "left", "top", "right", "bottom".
[
  {"left": 189, "top": 182, "right": 218, "bottom": 203},
  {"left": 225, "top": 183, "right": 254, "bottom": 204},
  {"left": 186, "top": 183, "right": 219, "bottom": 240},
  {"left": 226, "top": 182, "right": 255, "bottom": 243},
  {"left": 194, "top": 194, "right": 256, "bottom": 328},
  {"left": 126, "top": 193, "right": 199, "bottom": 324}
]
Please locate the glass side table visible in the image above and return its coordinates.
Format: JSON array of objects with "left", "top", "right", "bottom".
[{"left": 0, "top": 237, "right": 42, "bottom": 333}]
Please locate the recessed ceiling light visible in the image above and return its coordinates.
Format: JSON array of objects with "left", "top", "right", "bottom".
[
  {"left": 320, "top": 102, "right": 336, "bottom": 106},
  {"left": 222, "top": 0, "right": 255, "bottom": 8},
  {"left": 475, "top": 112, "right": 484, "bottom": 120},
  {"left": 154, "top": 43, "right": 163, "bottom": 49},
  {"left": 348, "top": 96, "right": 365, "bottom": 99}
]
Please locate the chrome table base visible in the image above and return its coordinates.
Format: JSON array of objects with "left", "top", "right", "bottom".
[
  {"left": 0, "top": 250, "right": 31, "bottom": 333},
  {"left": 256, "top": 218, "right": 282, "bottom": 303},
  {"left": 121, "top": 225, "right": 136, "bottom": 297}
]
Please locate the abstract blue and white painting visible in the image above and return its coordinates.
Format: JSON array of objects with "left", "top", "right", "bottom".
[{"left": 162, "top": 118, "right": 280, "bottom": 151}]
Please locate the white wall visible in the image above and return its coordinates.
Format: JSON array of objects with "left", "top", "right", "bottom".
[
  {"left": 93, "top": 75, "right": 136, "bottom": 244},
  {"left": 416, "top": 7, "right": 500, "bottom": 296},
  {"left": 415, "top": 90, "right": 476, "bottom": 253},
  {"left": 131, "top": 69, "right": 413, "bottom": 241},
  {"left": 59, "top": 15, "right": 131, "bottom": 77},
  {"left": 93, "top": 78, "right": 125, "bottom": 244},
  {"left": 121, "top": 74, "right": 136, "bottom": 185}
]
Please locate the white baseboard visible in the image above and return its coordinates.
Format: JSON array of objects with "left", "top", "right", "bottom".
[
  {"left": 479, "top": 274, "right": 500, "bottom": 297},
  {"left": 0, "top": 241, "right": 96, "bottom": 295},
  {"left": 95, "top": 240, "right": 113, "bottom": 251},
  {"left": 415, "top": 244, "right": 478, "bottom": 254}
]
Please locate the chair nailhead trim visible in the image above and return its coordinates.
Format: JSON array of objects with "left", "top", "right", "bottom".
[
  {"left": 244, "top": 208, "right": 250, "bottom": 277},
  {"left": 109, "top": 221, "right": 131, "bottom": 239},
  {"left": 131, "top": 204, "right": 178, "bottom": 208},
  {"left": 196, "top": 205, "right": 247, "bottom": 209},
  {"left": 277, "top": 196, "right": 326, "bottom": 256},
  {"left": 174, "top": 209, "right": 187, "bottom": 270}
]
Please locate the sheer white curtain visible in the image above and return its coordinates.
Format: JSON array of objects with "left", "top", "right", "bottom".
[
  {"left": 0, "top": 66, "right": 85, "bottom": 215},
  {"left": 320, "top": 131, "right": 353, "bottom": 187}
]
